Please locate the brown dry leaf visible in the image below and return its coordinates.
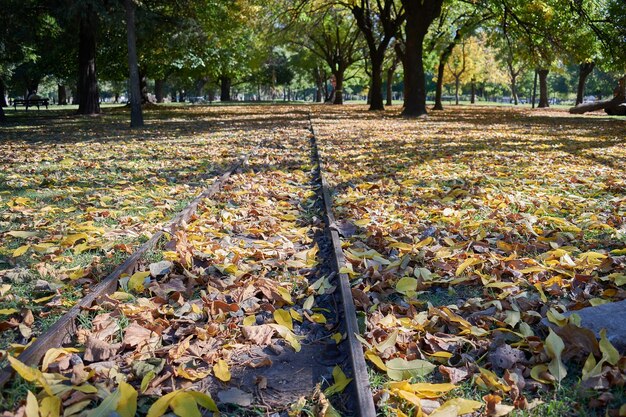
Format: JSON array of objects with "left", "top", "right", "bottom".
[
  {"left": 123, "top": 323, "right": 153, "bottom": 347},
  {"left": 84, "top": 336, "right": 119, "bottom": 362},
  {"left": 242, "top": 325, "right": 275, "bottom": 345},
  {"left": 439, "top": 365, "right": 470, "bottom": 384}
]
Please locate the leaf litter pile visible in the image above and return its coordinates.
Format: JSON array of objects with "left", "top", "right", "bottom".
[
  {"left": 1, "top": 107, "right": 353, "bottom": 416},
  {"left": 312, "top": 106, "right": 626, "bottom": 416}
]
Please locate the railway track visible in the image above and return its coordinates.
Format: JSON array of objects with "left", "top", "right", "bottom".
[{"left": 0, "top": 112, "right": 376, "bottom": 417}]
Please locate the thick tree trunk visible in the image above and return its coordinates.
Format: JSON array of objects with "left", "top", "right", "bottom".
[
  {"left": 401, "top": 28, "right": 427, "bottom": 116},
  {"left": 0, "top": 79, "right": 8, "bottom": 107},
  {"left": 401, "top": 0, "right": 444, "bottom": 117},
  {"left": 369, "top": 55, "right": 384, "bottom": 110},
  {"left": 538, "top": 69, "right": 549, "bottom": 108},
  {"left": 576, "top": 62, "right": 595, "bottom": 105},
  {"left": 77, "top": 6, "right": 100, "bottom": 115},
  {"left": 220, "top": 76, "right": 231, "bottom": 101},
  {"left": 155, "top": 79, "right": 165, "bottom": 103},
  {"left": 125, "top": 0, "right": 143, "bottom": 127},
  {"left": 455, "top": 77, "right": 460, "bottom": 105},
  {"left": 57, "top": 84, "right": 67, "bottom": 105},
  {"left": 386, "top": 67, "right": 395, "bottom": 106},
  {"left": 333, "top": 71, "right": 344, "bottom": 105}
]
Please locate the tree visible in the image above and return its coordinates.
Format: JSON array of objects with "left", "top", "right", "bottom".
[
  {"left": 400, "top": 0, "right": 444, "bottom": 116},
  {"left": 125, "top": 0, "right": 143, "bottom": 127},
  {"left": 289, "top": 5, "right": 363, "bottom": 104},
  {"left": 347, "top": 0, "right": 405, "bottom": 110},
  {"left": 428, "top": 2, "right": 490, "bottom": 110},
  {"left": 77, "top": 2, "right": 101, "bottom": 114}
]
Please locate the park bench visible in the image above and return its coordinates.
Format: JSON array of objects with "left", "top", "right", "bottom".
[{"left": 12, "top": 98, "right": 50, "bottom": 110}]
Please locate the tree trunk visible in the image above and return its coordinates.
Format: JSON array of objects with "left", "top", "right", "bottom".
[
  {"left": 386, "top": 67, "right": 395, "bottom": 106},
  {"left": 470, "top": 79, "right": 476, "bottom": 104},
  {"left": 333, "top": 71, "right": 344, "bottom": 105},
  {"left": 220, "top": 76, "right": 231, "bottom": 101},
  {"left": 72, "top": 83, "right": 79, "bottom": 105},
  {"left": 576, "top": 62, "right": 595, "bottom": 105},
  {"left": 538, "top": 69, "right": 549, "bottom": 108},
  {"left": 0, "top": 80, "right": 5, "bottom": 122},
  {"left": 125, "top": 0, "right": 143, "bottom": 127},
  {"left": 511, "top": 74, "right": 518, "bottom": 105},
  {"left": 570, "top": 76, "right": 625, "bottom": 114},
  {"left": 531, "top": 69, "right": 538, "bottom": 108},
  {"left": 138, "top": 69, "right": 150, "bottom": 104},
  {"left": 77, "top": 5, "right": 100, "bottom": 115},
  {"left": 401, "top": 0, "right": 444, "bottom": 117},
  {"left": 155, "top": 79, "right": 165, "bottom": 103},
  {"left": 369, "top": 54, "right": 384, "bottom": 110},
  {"left": 0, "top": 79, "right": 8, "bottom": 107},
  {"left": 57, "top": 84, "right": 67, "bottom": 105},
  {"left": 401, "top": 27, "right": 427, "bottom": 116},
  {"left": 433, "top": 58, "right": 446, "bottom": 110},
  {"left": 454, "top": 77, "right": 460, "bottom": 105}
]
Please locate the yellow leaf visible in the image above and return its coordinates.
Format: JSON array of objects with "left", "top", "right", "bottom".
[
  {"left": 269, "top": 324, "right": 301, "bottom": 352},
  {"left": 116, "top": 381, "right": 138, "bottom": 417},
  {"left": 0, "top": 308, "right": 19, "bottom": 316},
  {"left": 545, "top": 329, "right": 567, "bottom": 383},
  {"left": 309, "top": 313, "right": 327, "bottom": 324},
  {"left": 530, "top": 364, "right": 553, "bottom": 384},
  {"left": 389, "top": 241, "right": 413, "bottom": 251},
  {"left": 303, "top": 295, "right": 314, "bottom": 310},
  {"left": 289, "top": 309, "right": 303, "bottom": 322},
  {"left": 430, "top": 398, "right": 483, "bottom": 417},
  {"left": 376, "top": 329, "right": 398, "bottom": 353},
  {"left": 395, "top": 277, "right": 418, "bottom": 296},
  {"left": 213, "top": 359, "right": 231, "bottom": 382},
  {"left": 177, "top": 365, "right": 211, "bottom": 381},
  {"left": 6, "top": 231, "right": 38, "bottom": 238},
  {"left": 61, "top": 233, "right": 90, "bottom": 247},
  {"left": 25, "top": 391, "right": 39, "bottom": 417},
  {"left": 365, "top": 350, "right": 387, "bottom": 371},
  {"left": 243, "top": 315, "right": 256, "bottom": 326},
  {"left": 32, "top": 243, "right": 56, "bottom": 253},
  {"left": 33, "top": 294, "right": 55, "bottom": 304},
  {"left": 331, "top": 333, "right": 342, "bottom": 344},
  {"left": 147, "top": 391, "right": 179, "bottom": 417},
  {"left": 69, "top": 268, "right": 86, "bottom": 280},
  {"left": 276, "top": 286, "right": 293, "bottom": 304},
  {"left": 7, "top": 356, "right": 53, "bottom": 396},
  {"left": 409, "top": 382, "right": 457, "bottom": 397},
  {"left": 128, "top": 271, "right": 150, "bottom": 292},
  {"left": 13, "top": 245, "right": 30, "bottom": 257},
  {"left": 274, "top": 309, "right": 293, "bottom": 330},
  {"left": 187, "top": 392, "right": 218, "bottom": 412},
  {"left": 456, "top": 258, "right": 478, "bottom": 276},
  {"left": 141, "top": 371, "right": 156, "bottom": 393},
  {"left": 414, "top": 237, "right": 433, "bottom": 248},
  {"left": 324, "top": 365, "right": 353, "bottom": 396},
  {"left": 39, "top": 396, "right": 61, "bottom": 417},
  {"left": 42, "top": 348, "right": 79, "bottom": 371},
  {"left": 170, "top": 392, "right": 201, "bottom": 417},
  {"left": 599, "top": 329, "right": 620, "bottom": 365}
]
